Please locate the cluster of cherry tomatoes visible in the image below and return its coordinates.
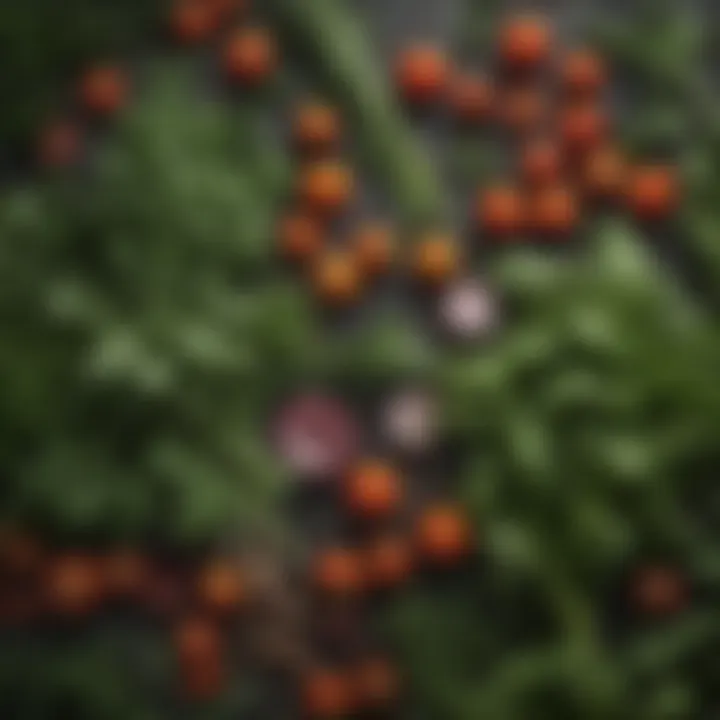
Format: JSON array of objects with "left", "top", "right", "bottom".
[
  {"left": 269, "top": 387, "right": 477, "bottom": 717},
  {"left": 34, "top": 8, "right": 682, "bottom": 296},
  {"left": 278, "top": 131, "right": 397, "bottom": 308},
  {"left": 313, "top": 460, "right": 474, "bottom": 594},
  {"left": 0, "top": 529, "right": 251, "bottom": 693},
  {"left": 278, "top": 14, "right": 682, "bottom": 314},
  {"left": 0, "top": 486, "right": 472, "bottom": 716},
  {"left": 395, "top": 14, "right": 680, "bottom": 244},
  {"left": 278, "top": 101, "right": 466, "bottom": 305},
  {"left": 37, "top": 0, "right": 277, "bottom": 169}
]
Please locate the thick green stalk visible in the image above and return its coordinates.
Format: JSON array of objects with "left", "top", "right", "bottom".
[{"left": 268, "top": 0, "right": 446, "bottom": 229}]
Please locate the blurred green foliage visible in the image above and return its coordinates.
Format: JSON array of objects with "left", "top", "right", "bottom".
[
  {"left": 0, "top": 0, "right": 161, "bottom": 159},
  {"left": 382, "top": 3, "right": 720, "bottom": 717},
  {"left": 385, "top": 223, "right": 720, "bottom": 718},
  {"left": 0, "top": 62, "right": 322, "bottom": 546}
]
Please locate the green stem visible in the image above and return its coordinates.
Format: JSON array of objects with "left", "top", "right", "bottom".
[
  {"left": 531, "top": 536, "right": 624, "bottom": 717},
  {"left": 267, "top": 0, "right": 446, "bottom": 229}
]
